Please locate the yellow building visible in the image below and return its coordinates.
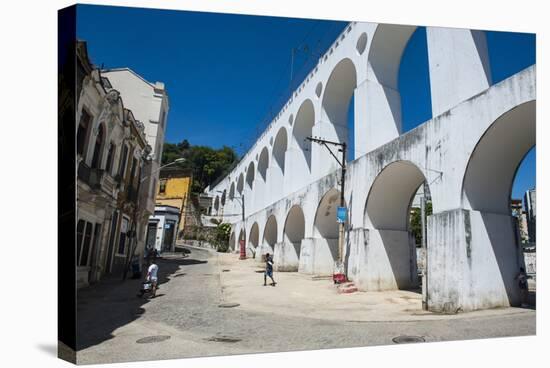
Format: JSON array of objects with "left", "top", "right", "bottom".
[{"left": 155, "top": 167, "right": 193, "bottom": 236}]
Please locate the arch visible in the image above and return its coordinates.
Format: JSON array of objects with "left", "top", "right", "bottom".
[
  {"left": 229, "top": 182, "right": 235, "bottom": 200},
  {"left": 237, "top": 173, "right": 244, "bottom": 194},
  {"left": 368, "top": 24, "right": 417, "bottom": 90},
  {"left": 284, "top": 205, "right": 305, "bottom": 244},
  {"left": 214, "top": 196, "right": 220, "bottom": 212},
  {"left": 229, "top": 231, "right": 236, "bottom": 251},
  {"left": 322, "top": 58, "right": 357, "bottom": 135},
  {"left": 246, "top": 162, "right": 255, "bottom": 189},
  {"left": 221, "top": 189, "right": 227, "bottom": 206},
  {"left": 313, "top": 188, "right": 342, "bottom": 239},
  {"left": 248, "top": 222, "right": 259, "bottom": 249},
  {"left": 462, "top": 101, "right": 536, "bottom": 214},
  {"left": 273, "top": 127, "right": 288, "bottom": 172},
  {"left": 263, "top": 215, "right": 278, "bottom": 248},
  {"left": 258, "top": 147, "right": 269, "bottom": 181},
  {"left": 292, "top": 99, "right": 315, "bottom": 170},
  {"left": 365, "top": 161, "right": 426, "bottom": 230},
  {"left": 363, "top": 160, "right": 427, "bottom": 290}
]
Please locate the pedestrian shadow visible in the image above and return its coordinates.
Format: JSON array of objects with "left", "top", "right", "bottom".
[{"left": 76, "top": 256, "right": 203, "bottom": 351}]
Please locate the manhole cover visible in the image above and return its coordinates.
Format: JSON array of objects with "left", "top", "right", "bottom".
[
  {"left": 222, "top": 269, "right": 230, "bottom": 272},
  {"left": 218, "top": 302, "right": 240, "bottom": 308},
  {"left": 206, "top": 336, "right": 241, "bottom": 343},
  {"left": 392, "top": 335, "right": 425, "bottom": 344},
  {"left": 136, "top": 335, "right": 171, "bottom": 344}
]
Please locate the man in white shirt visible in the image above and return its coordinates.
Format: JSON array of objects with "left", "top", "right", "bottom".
[{"left": 147, "top": 259, "right": 159, "bottom": 298}]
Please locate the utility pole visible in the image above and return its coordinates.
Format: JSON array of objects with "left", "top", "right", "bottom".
[
  {"left": 306, "top": 136, "right": 347, "bottom": 268},
  {"left": 240, "top": 194, "right": 246, "bottom": 260}
]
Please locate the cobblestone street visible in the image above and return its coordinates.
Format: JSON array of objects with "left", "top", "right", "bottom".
[{"left": 76, "top": 246, "right": 535, "bottom": 364}]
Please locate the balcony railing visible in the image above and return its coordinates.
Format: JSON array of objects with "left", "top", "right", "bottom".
[
  {"left": 78, "top": 162, "right": 104, "bottom": 190},
  {"left": 78, "top": 161, "right": 117, "bottom": 195}
]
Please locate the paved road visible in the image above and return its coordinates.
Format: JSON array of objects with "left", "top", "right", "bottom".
[{"left": 77, "top": 247, "right": 535, "bottom": 364}]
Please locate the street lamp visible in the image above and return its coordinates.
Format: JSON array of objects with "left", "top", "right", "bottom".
[
  {"left": 140, "top": 157, "right": 186, "bottom": 183},
  {"left": 123, "top": 157, "right": 185, "bottom": 280}
]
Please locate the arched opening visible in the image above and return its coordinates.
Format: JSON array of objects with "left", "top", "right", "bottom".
[
  {"left": 248, "top": 222, "right": 259, "bottom": 250},
  {"left": 365, "top": 24, "right": 422, "bottom": 149},
  {"left": 263, "top": 215, "right": 278, "bottom": 252},
  {"left": 229, "top": 182, "right": 235, "bottom": 200},
  {"left": 364, "top": 160, "right": 427, "bottom": 291},
  {"left": 90, "top": 123, "right": 105, "bottom": 169},
  {"left": 221, "top": 189, "right": 226, "bottom": 206},
  {"left": 246, "top": 162, "right": 255, "bottom": 189},
  {"left": 213, "top": 196, "right": 220, "bottom": 213},
  {"left": 463, "top": 101, "right": 536, "bottom": 214},
  {"left": 398, "top": 27, "right": 432, "bottom": 132},
  {"left": 273, "top": 127, "right": 288, "bottom": 173},
  {"left": 258, "top": 147, "right": 269, "bottom": 181},
  {"left": 369, "top": 24, "right": 417, "bottom": 91},
  {"left": 460, "top": 100, "right": 535, "bottom": 308},
  {"left": 284, "top": 205, "right": 305, "bottom": 244},
  {"left": 229, "top": 231, "right": 235, "bottom": 251},
  {"left": 292, "top": 99, "right": 315, "bottom": 171},
  {"left": 322, "top": 58, "right": 357, "bottom": 160},
  {"left": 272, "top": 205, "right": 306, "bottom": 272},
  {"left": 237, "top": 173, "right": 244, "bottom": 194},
  {"left": 313, "top": 188, "right": 341, "bottom": 239}
]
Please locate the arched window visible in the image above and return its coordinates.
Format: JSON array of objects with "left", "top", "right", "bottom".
[{"left": 91, "top": 124, "right": 105, "bottom": 169}]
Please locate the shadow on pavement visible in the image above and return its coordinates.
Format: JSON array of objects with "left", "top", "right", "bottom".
[
  {"left": 76, "top": 256, "right": 207, "bottom": 351},
  {"left": 36, "top": 344, "right": 57, "bottom": 357}
]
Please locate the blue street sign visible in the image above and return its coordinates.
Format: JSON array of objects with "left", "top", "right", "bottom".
[{"left": 337, "top": 207, "right": 347, "bottom": 223}]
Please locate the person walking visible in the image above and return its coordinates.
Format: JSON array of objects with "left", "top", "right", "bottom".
[
  {"left": 146, "top": 259, "right": 159, "bottom": 298},
  {"left": 516, "top": 267, "right": 529, "bottom": 307},
  {"left": 263, "top": 253, "right": 276, "bottom": 286}
]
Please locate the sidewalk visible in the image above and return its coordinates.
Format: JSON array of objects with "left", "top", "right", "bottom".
[{"left": 217, "top": 253, "right": 535, "bottom": 323}]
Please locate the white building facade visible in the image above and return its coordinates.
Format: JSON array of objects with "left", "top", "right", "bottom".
[
  {"left": 101, "top": 68, "right": 170, "bottom": 259},
  {"left": 205, "top": 22, "right": 536, "bottom": 313},
  {"left": 147, "top": 205, "right": 180, "bottom": 253}
]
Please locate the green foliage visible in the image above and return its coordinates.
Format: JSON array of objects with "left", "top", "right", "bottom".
[
  {"left": 162, "top": 139, "right": 238, "bottom": 194},
  {"left": 213, "top": 223, "right": 232, "bottom": 253},
  {"left": 410, "top": 201, "right": 432, "bottom": 247}
]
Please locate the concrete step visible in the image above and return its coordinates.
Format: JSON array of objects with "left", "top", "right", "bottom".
[{"left": 311, "top": 275, "right": 332, "bottom": 281}]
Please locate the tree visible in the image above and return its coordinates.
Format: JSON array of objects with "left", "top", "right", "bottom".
[
  {"left": 161, "top": 140, "right": 238, "bottom": 194},
  {"left": 410, "top": 201, "right": 432, "bottom": 247}
]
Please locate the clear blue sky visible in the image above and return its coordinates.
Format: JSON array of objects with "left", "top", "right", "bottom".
[{"left": 77, "top": 4, "right": 535, "bottom": 200}]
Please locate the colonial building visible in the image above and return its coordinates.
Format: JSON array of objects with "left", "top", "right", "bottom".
[
  {"left": 154, "top": 167, "right": 197, "bottom": 238},
  {"left": 76, "top": 41, "right": 153, "bottom": 287}
]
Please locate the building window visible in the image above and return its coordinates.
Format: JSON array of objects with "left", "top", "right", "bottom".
[
  {"left": 77, "top": 219, "right": 94, "bottom": 267},
  {"left": 118, "top": 144, "right": 129, "bottom": 178},
  {"left": 105, "top": 143, "right": 116, "bottom": 174},
  {"left": 159, "top": 179, "right": 167, "bottom": 194},
  {"left": 118, "top": 217, "right": 130, "bottom": 255},
  {"left": 129, "top": 157, "right": 138, "bottom": 183},
  {"left": 91, "top": 123, "right": 105, "bottom": 169},
  {"left": 77, "top": 109, "right": 92, "bottom": 157}
]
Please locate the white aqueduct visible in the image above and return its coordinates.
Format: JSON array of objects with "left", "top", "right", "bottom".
[{"left": 204, "top": 22, "right": 536, "bottom": 313}]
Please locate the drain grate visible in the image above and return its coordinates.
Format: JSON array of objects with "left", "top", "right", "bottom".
[
  {"left": 392, "top": 335, "right": 425, "bottom": 344},
  {"left": 136, "top": 335, "right": 171, "bottom": 344},
  {"left": 205, "top": 336, "right": 241, "bottom": 343},
  {"left": 218, "top": 302, "right": 240, "bottom": 308},
  {"left": 222, "top": 269, "right": 231, "bottom": 272}
]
